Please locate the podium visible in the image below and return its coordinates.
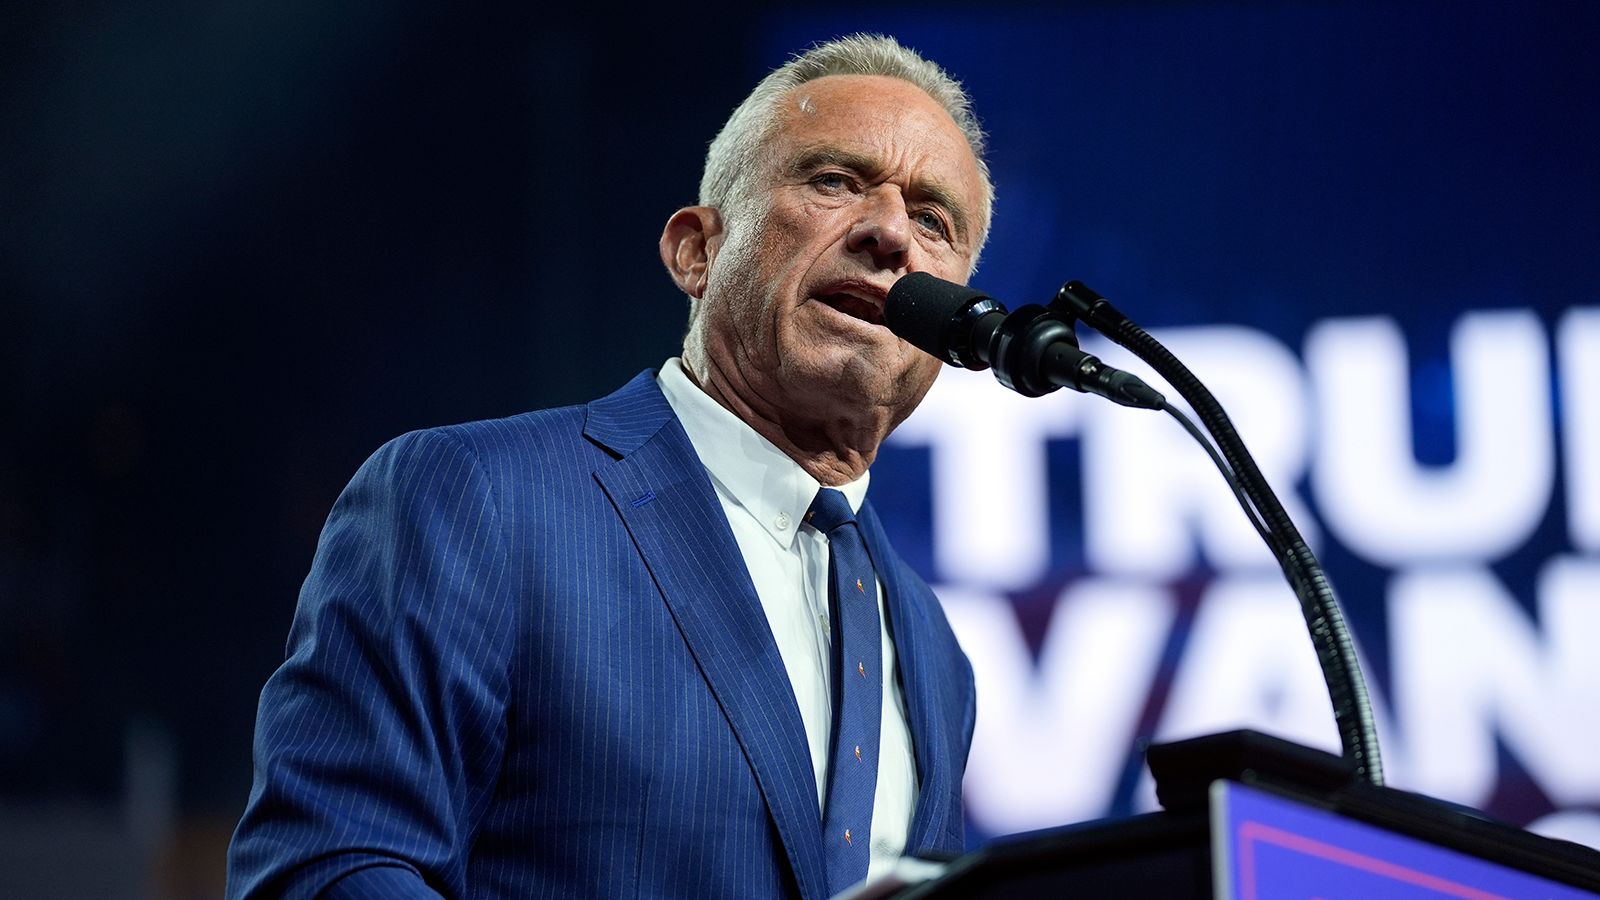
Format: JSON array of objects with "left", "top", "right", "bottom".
[{"left": 898, "top": 731, "right": 1600, "bottom": 898}]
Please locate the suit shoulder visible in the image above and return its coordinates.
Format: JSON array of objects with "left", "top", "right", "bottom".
[
  {"left": 370, "top": 369, "right": 667, "bottom": 479},
  {"left": 364, "top": 403, "right": 591, "bottom": 478},
  {"left": 434, "top": 403, "right": 590, "bottom": 457}
]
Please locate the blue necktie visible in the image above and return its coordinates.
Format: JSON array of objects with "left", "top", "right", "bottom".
[{"left": 806, "top": 488, "right": 883, "bottom": 895}]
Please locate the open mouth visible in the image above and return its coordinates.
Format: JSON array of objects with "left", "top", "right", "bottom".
[{"left": 815, "top": 291, "right": 886, "bottom": 327}]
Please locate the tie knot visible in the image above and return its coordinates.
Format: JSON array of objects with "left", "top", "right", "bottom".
[{"left": 805, "top": 488, "right": 857, "bottom": 534}]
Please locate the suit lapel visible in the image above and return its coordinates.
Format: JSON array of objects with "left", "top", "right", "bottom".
[
  {"left": 858, "top": 502, "right": 957, "bottom": 855},
  {"left": 585, "top": 373, "right": 828, "bottom": 900}
]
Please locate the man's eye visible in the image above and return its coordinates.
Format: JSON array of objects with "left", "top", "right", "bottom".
[
  {"left": 813, "top": 172, "right": 851, "bottom": 191},
  {"left": 914, "top": 209, "right": 949, "bottom": 238}
]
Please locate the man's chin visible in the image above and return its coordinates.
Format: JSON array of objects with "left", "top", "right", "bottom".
[{"left": 786, "top": 345, "right": 936, "bottom": 414}]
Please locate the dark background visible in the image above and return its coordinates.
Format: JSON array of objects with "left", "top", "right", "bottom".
[
  {"left": 4, "top": 2, "right": 1597, "bottom": 897},
  {"left": 5, "top": 5, "right": 747, "bottom": 894}
]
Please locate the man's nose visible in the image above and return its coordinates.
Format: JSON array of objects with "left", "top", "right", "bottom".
[{"left": 844, "top": 188, "right": 912, "bottom": 270}]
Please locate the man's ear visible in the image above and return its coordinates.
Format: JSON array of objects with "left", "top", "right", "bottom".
[{"left": 659, "top": 206, "right": 723, "bottom": 299}]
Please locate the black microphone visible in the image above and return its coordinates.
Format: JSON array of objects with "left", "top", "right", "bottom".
[{"left": 886, "top": 272, "right": 1165, "bottom": 409}]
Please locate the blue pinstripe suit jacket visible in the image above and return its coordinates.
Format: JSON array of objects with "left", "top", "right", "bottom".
[{"left": 226, "top": 370, "right": 976, "bottom": 899}]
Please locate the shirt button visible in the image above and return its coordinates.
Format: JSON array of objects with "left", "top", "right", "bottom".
[{"left": 774, "top": 512, "right": 791, "bottom": 531}]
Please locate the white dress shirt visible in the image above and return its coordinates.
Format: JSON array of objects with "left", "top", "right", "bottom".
[{"left": 656, "top": 358, "right": 919, "bottom": 884}]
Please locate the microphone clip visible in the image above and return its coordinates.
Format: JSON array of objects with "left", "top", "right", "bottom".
[{"left": 991, "top": 304, "right": 1082, "bottom": 398}]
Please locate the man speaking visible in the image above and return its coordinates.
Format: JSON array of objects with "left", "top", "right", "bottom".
[{"left": 227, "top": 33, "right": 989, "bottom": 899}]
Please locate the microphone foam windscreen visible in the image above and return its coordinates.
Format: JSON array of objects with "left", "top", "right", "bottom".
[{"left": 885, "top": 272, "right": 989, "bottom": 360}]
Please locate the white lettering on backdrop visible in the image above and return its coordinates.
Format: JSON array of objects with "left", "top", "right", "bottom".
[{"left": 890, "top": 306, "right": 1600, "bottom": 846}]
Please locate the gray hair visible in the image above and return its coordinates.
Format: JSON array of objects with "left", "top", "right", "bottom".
[{"left": 699, "top": 33, "right": 994, "bottom": 264}]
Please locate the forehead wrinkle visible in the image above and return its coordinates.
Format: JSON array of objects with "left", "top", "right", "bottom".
[{"left": 783, "top": 142, "right": 975, "bottom": 246}]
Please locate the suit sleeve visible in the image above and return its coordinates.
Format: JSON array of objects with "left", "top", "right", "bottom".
[{"left": 227, "top": 428, "right": 517, "bottom": 899}]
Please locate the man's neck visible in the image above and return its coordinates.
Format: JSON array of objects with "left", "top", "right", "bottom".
[{"left": 681, "top": 353, "right": 888, "bottom": 487}]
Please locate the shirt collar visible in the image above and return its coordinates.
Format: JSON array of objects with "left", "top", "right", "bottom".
[{"left": 657, "top": 358, "right": 869, "bottom": 550}]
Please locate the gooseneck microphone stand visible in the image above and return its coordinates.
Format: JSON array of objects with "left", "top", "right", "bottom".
[
  {"left": 1053, "top": 281, "right": 1384, "bottom": 787},
  {"left": 883, "top": 270, "right": 1384, "bottom": 787}
]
